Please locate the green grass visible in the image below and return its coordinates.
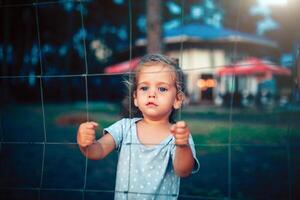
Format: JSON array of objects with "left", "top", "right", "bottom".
[
  {"left": 1, "top": 102, "right": 300, "bottom": 200},
  {"left": 2, "top": 102, "right": 298, "bottom": 144}
]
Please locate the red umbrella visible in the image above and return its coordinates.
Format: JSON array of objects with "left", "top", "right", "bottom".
[
  {"left": 216, "top": 57, "right": 291, "bottom": 76},
  {"left": 104, "top": 57, "right": 140, "bottom": 74}
]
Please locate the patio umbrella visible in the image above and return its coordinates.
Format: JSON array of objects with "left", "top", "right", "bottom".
[
  {"left": 216, "top": 57, "right": 291, "bottom": 76},
  {"left": 104, "top": 57, "right": 140, "bottom": 74}
]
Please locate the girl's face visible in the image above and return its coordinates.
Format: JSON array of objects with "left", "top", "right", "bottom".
[{"left": 133, "top": 64, "right": 183, "bottom": 121}]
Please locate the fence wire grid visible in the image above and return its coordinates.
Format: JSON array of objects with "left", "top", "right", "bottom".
[{"left": 0, "top": 0, "right": 299, "bottom": 200}]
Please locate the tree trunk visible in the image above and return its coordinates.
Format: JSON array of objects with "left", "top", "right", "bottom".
[
  {"left": 297, "top": 44, "right": 300, "bottom": 91},
  {"left": 146, "top": 0, "right": 163, "bottom": 54}
]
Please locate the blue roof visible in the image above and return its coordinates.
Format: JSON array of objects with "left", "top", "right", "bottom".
[{"left": 162, "top": 23, "right": 278, "bottom": 48}]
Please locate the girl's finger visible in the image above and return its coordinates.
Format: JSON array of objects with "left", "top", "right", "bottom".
[
  {"left": 170, "top": 124, "right": 176, "bottom": 133},
  {"left": 174, "top": 127, "right": 188, "bottom": 135},
  {"left": 176, "top": 121, "right": 187, "bottom": 128},
  {"left": 86, "top": 135, "right": 95, "bottom": 141},
  {"left": 174, "top": 135, "right": 186, "bottom": 141},
  {"left": 85, "top": 129, "right": 96, "bottom": 136},
  {"left": 175, "top": 139, "right": 189, "bottom": 146},
  {"left": 89, "top": 121, "right": 99, "bottom": 127},
  {"left": 85, "top": 123, "right": 98, "bottom": 129}
]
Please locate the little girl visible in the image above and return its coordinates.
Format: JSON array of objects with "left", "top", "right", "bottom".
[{"left": 77, "top": 54, "right": 199, "bottom": 200}]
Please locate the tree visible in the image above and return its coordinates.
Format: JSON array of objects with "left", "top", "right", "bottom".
[{"left": 147, "top": 0, "right": 163, "bottom": 53}]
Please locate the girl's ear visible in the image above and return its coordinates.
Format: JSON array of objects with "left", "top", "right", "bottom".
[
  {"left": 173, "top": 93, "right": 185, "bottom": 109},
  {"left": 133, "top": 92, "right": 138, "bottom": 107}
]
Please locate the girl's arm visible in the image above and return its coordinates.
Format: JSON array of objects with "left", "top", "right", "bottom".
[
  {"left": 79, "top": 133, "right": 116, "bottom": 160},
  {"left": 173, "top": 145, "right": 195, "bottom": 177},
  {"left": 170, "top": 121, "right": 195, "bottom": 177},
  {"left": 77, "top": 122, "right": 116, "bottom": 160}
]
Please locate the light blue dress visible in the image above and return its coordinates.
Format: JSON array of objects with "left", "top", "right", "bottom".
[{"left": 104, "top": 118, "right": 200, "bottom": 200}]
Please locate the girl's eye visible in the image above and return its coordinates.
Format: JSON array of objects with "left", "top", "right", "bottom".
[
  {"left": 140, "top": 86, "right": 148, "bottom": 91},
  {"left": 158, "top": 87, "right": 168, "bottom": 92}
]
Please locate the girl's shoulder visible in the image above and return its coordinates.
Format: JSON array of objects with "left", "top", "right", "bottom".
[
  {"left": 119, "top": 117, "right": 142, "bottom": 124},
  {"left": 112, "top": 117, "right": 142, "bottom": 130}
]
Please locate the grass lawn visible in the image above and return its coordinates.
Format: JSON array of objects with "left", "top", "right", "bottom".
[{"left": 0, "top": 102, "right": 299, "bottom": 200}]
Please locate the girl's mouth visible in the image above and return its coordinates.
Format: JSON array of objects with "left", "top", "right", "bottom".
[{"left": 146, "top": 102, "right": 158, "bottom": 106}]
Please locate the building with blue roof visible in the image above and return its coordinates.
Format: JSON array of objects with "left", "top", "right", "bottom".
[{"left": 136, "top": 23, "right": 279, "bottom": 103}]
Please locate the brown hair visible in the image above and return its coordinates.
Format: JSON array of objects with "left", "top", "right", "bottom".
[{"left": 124, "top": 54, "right": 185, "bottom": 123}]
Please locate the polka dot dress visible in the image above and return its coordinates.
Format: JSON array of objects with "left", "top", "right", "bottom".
[{"left": 104, "top": 118, "right": 199, "bottom": 200}]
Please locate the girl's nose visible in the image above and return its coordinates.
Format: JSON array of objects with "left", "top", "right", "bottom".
[{"left": 148, "top": 88, "right": 156, "bottom": 98}]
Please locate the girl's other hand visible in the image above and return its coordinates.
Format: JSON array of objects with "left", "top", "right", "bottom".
[
  {"left": 77, "top": 122, "right": 99, "bottom": 148},
  {"left": 170, "top": 121, "right": 190, "bottom": 147}
]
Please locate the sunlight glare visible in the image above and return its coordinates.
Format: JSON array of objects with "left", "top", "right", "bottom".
[{"left": 258, "top": 0, "right": 287, "bottom": 5}]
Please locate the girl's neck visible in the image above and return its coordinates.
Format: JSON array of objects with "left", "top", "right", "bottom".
[{"left": 142, "top": 116, "right": 170, "bottom": 126}]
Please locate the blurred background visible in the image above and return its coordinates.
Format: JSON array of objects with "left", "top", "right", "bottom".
[{"left": 0, "top": 0, "right": 300, "bottom": 199}]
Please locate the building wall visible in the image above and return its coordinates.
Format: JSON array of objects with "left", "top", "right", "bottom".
[{"left": 168, "top": 49, "right": 226, "bottom": 103}]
